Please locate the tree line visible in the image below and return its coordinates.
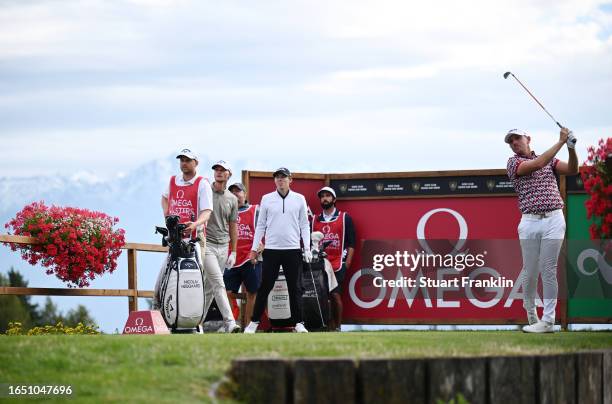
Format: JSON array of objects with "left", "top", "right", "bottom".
[{"left": 0, "top": 268, "right": 96, "bottom": 333}]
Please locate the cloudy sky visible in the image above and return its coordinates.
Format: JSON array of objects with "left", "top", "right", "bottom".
[{"left": 1, "top": 0, "right": 611, "bottom": 180}]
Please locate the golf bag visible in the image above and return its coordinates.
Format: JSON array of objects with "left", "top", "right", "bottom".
[
  {"left": 267, "top": 268, "right": 295, "bottom": 329},
  {"left": 302, "top": 241, "right": 332, "bottom": 331},
  {"left": 155, "top": 215, "right": 205, "bottom": 332}
]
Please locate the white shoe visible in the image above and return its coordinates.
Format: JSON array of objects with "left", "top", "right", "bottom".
[
  {"left": 522, "top": 320, "right": 554, "bottom": 333},
  {"left": 243, "top": 321, "right": 259, "bottom": 334},
  {"left": 294, "top": 322, "right": 308, "bottom": 333},
  {"left": 225, "top": 320, "right": 241, "bottom": 333}
]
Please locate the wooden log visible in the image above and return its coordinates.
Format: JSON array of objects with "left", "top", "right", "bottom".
[
  {"left": 488, "top": 356, "right": 535, "bottom": 404},
  {"left": 428, "top": 357, "right": 486, "bottom": 404},
  {"left": 123, "top": 242, "right": 167, "bottom": 252},
  {"left": 604, "top": 350, "right": 612, "bottom": 404},
  {"left": 577, "top": 352, "right": 603, "bottom": 404},
  {"left": 127, "top": 248, "right": 138, "bottom": 312},
  {"left": 0, "top": 286, "right": 138, "bottom": 297},
  {"left": 0, "top": 234, "right": 167, "bottom": 253},
  {"left": 538, "top": 354, "right": 576, "bottom": 404},
  {"left": 293, "top": 358, "right": 356, "bottom": 404},
  {"left": 0, "top": 234, "right": 37, "bottom": 244},
  {"left": 228, "top": 358, "right": 289, "bottom": 404},
  {"left": 358, "top": 358, "right": 425, "bottom": 404}
]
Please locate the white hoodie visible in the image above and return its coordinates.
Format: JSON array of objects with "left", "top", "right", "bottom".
[{"left": 251, "top": 189, "right": 311, "bottom": 251}]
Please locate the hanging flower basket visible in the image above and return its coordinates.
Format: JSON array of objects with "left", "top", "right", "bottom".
[
  {"left": 4, "top": 202, "right": 126, "bottom": 287},
  {"left": 580, "top": 138, "right": 612, "bottom": 254}
]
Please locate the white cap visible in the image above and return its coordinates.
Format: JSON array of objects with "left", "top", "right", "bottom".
[
  {"left": 505, "top": 129, "right": 528, "bottom": 143},
  {"left": 176, "top": 148, "right": 198, "bottom": 161},
  {"left": 317, "top": 186, "right": 336, "bottom": 198},
  {"left": 211, "top": 160, "right": 232, "bottom": 173}
]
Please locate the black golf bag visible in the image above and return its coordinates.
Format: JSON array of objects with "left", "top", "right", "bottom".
[
  {"left": 155, "top": 215, "right": 205, "bottom": 332},
  {"left": 302, "top": 241, "right": 332, "bottom": 331}
]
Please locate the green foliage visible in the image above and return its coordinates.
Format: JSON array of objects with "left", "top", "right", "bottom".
[
  {"left": 5, "top": 321, "right": 99, "bottom": 335},
  {"left": 7, "top": 268, "right": 41, "bottom": 324},
  {"left": 0, "top": 293, "right": 32, "bottom": 332},
  {"left": 437, "top": 393, "right": 470, "bottom": 404},
  {"left": 0, "top": 267, "right": 97, "bottom": 332}
]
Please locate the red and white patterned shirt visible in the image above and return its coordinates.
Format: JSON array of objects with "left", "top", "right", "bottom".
[{"left": 507, "top": 152, "right": 564, "bottom": 214}]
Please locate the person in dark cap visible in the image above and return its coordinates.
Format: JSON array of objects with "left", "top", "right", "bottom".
[
  {"left": 244, "top": 167, "right": 312, "bottom": 333},
  {"left": 224, "top": 182, "right": 263, "bottom": 324}
]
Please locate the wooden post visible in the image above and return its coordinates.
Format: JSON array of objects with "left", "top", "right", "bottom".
[
  {"left": 428, "top": 357, "right": 487, "bottom": 404},
  {"left": 604, "top": 351, "right": 612, "bottom": 404},
  {"left": 577, "top": 352, "right": 603, "bottom": 404},
  {"left": 293, "top": 359, "right": 356, "bottom": 404},
  {"left": 358, "top": 359, "right": 426, "bottom": 404},
  {"left": 127, "top": 248, "right": 138, "bottom": 312},
  {"left": 488, "top": 356, "right": 535, "bottom": 403},
  {"left": 538, "top": 354, "right": 576, "bottom": 404},
  {"left": 228, "top": 358, "right": 289, "bottom": 404}
]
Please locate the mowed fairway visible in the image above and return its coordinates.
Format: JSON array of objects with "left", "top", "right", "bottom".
[{"left": 2, "top": 331, "right": 611, "bottom": 403}]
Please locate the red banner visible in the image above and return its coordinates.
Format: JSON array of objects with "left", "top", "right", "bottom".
[{"left": 247, "top": 174, "right": 557, "bottom": 324}]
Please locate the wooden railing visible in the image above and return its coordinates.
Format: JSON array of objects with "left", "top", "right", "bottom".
[
  {"left": 0, "top": 234, "right": 247, "bottom": 326},
  {"left": 0, "top": 234, "right": 166, "bottom": 312}
]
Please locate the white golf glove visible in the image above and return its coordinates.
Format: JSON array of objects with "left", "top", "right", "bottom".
[
  {"left": 567, "top": 132, "right": 577, "bottom": 149},
  {"left": 303, "top": 250, "right": 313, "bottom": 263},
  {"left": 226, "top": 251, "right": 236, "bottom": 269}
]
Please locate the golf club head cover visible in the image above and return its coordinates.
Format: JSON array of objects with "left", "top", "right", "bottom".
[
  {"left": 567, "top": 132, "right": 577, "bottom": 149},
  {"left": 303, "top": 249, "right": 313, "bottom": 263},
  {"left": 311, "top": 231, "right": 324, "bottom": 252}
]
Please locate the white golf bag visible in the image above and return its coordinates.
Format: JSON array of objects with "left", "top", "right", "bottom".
[
  {"left": 267, "top": 268, "right": 294, "bottom": 328},
  {"left": 154, "top": 215, "right": 206, "bottom": 332}
]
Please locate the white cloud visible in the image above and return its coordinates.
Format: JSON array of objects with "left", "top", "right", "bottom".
[{"left": 0, "top": 0, "right": 610, "bottom": 180}]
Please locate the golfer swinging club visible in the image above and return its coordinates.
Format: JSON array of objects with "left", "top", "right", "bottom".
[
  {"left": 243, "top": 167, "right": 312, "bottom": 333},
  {"left": 505, "top": 128, "right": 578, "bottom": 333}
]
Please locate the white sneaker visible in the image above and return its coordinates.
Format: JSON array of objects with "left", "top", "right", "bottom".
[
  {"left": 243, "top": 321, "right": 259, "bottom": 334},
  {"left": 294, "top": 322, "right": 308, "bottom": 333},
  {"left": 225, "top": 320, "right": 241, "bottom": 334},
  {"left": 522, "top": 320, "right": 554, "bottom": 333}
]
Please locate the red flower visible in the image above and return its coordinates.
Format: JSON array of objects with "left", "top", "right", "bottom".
[
  {"left": 3, "top": 202, "right": 126, "bottom": 287},
  {"left": 581, "top": 137, "right": 612, "bottom": 241}
]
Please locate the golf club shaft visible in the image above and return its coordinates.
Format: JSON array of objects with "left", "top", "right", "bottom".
[{"left": 508, "top": 73, "right": 563, "bottom": 128}]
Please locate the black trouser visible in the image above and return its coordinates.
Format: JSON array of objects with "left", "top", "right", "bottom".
[{"left": 251, "top": 249, "right": 303, "bottom": 324}]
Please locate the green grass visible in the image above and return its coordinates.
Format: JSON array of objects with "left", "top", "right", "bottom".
[{"left": 1, "top": 331, "right": 611, "bottom": 403}]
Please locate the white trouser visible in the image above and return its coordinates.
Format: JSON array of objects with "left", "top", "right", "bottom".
[
  {"left": 202, "top": 241, "right": 235, "bottom": 322},
  {"left": 152, "top": 240, "right": 203, "bottom": 310},
  {"left": 518, "top": 209, "right": 565, "bottom": 324}
]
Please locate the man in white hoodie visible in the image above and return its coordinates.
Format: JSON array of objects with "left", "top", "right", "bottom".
[{"left": 243, "top": 167, "right": 312, "bottom": 333}]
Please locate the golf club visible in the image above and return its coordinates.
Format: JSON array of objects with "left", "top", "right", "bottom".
[{"left": 503, "top": 71, "right": 563, "bottom": 129}]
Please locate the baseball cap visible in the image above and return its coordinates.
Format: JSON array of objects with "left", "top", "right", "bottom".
[
  {"left": 273, "top": 167, "right": 291, "bottom": 177},
  {"left": 317, "top": 186, "right": 336, "bottom": 198},
  {"left": 211, "top": 160, "right": 232, "bottom": 173},
  {"left": 505, "top": 129, "right": 528, "bottom": 144},
  {"left": 228, "top": 182, "right": 246, "bottom": 192},
  {"left": 176, "top": 148, "right": 198, "bottom": 161}
]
